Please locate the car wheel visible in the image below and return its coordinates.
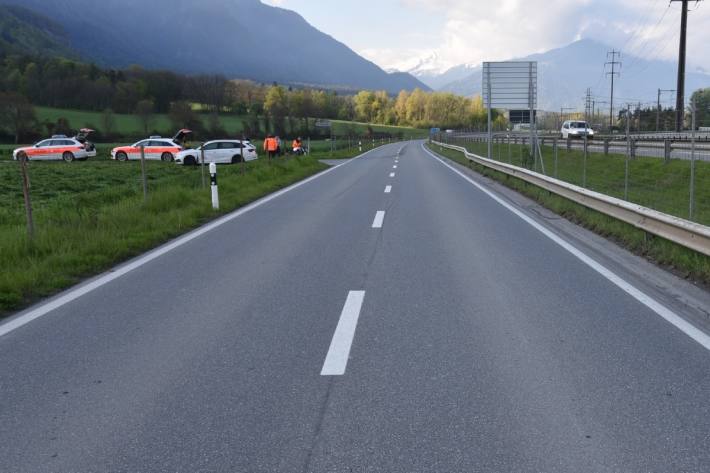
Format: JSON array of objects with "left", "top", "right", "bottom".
[
  {"left": 62, "top": 151, "right": 75, "bottom": 162},
  {"left": 231, "top": 155, "right": 244, "bottom": 164},
  {"left": 184, "top": 155, "right": 196, "bottom": 166},
  {"left": 161, "top": 152, "right": 174, "bottom": 162},
  {"left": 116, "top": 151, "right": 128, "bottom": 162}
]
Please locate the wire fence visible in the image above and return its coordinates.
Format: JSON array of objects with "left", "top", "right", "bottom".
[{"left": 439, "top": 132, "right": 710, "bottom": 227}]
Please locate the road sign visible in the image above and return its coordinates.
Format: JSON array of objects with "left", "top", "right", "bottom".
[
  {"left": 482, "top": 61, "right": 537, "bottom": 109},
  {"left": 315, "top": 120, "right": 332, "bottom": 128},
  {"left": 482, "top": 61, "right": 538, "bottom": 164},
  {"left": 430, "top": 127, "right": 441, "bottom": 134},
  {"left": 509, "top": 110, "right": 537, "bottom": 124}
]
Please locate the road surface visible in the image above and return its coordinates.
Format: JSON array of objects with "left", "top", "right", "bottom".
[{"left": 1, "top": 141, "right": 709, "bottom": 472}]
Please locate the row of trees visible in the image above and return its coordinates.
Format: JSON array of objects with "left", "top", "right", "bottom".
[{"left": 0, "top": 50, "right": 501, "bottom": 142}]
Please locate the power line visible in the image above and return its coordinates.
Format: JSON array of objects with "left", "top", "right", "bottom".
[
  {"left": 624, "top": 3, "right": 672, "bottom": 72},
  {"left": 621, "top": 0, "right": 664, "bottom": 52}
]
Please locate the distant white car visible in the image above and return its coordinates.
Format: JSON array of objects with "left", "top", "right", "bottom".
[
  {"left": 175, "top": 140, "right": 258, "bottom": 165},
  {"left": 13, "top": 135, "right": 96, "bottom": 162},
  {"left": 561, "top": 120, "right": 594, "bottom": 139}
]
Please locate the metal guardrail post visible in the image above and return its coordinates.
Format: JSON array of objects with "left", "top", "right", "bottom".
[
  {"left": 664, "top": 140, "right": 672, "bottom": 163},
  {"left": 508, "top": 134, "right": 512, "bottom": 164},
  {"left": 604, "top": 138, "right": 610, "bottom": 155},
  {"left": 630, "top": 139, "right": 637, "bottom": 159},
  {"left": 553, "top": 138, "right": 558, "bottom": 178},
  {"left": 689, "top": 100, "right": 696, "bottom": 221},
  {"left": 566, "top": 138, "right": 571, "bottom": 151}
]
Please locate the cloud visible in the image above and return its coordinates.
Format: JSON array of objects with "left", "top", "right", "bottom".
[{"left": 365, "top": 0, "right": 710, "bottom": 72}]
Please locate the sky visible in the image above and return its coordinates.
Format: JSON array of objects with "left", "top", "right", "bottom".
[{"left": 263, "top": 0, "right": 710, "bottom": 75}]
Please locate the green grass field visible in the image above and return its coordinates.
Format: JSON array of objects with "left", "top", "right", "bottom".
[
  {"left": 28, "top": 106, "right": 427, "bottom": 140},
  {"left": 426, "top": 142, "right": 710, "bottom": 285},
  {"left": 0, "top": 140, "right": 392, "bottom": 315},
  {"left": 450, "top": 138, "right": 710, "bottom": 227}
]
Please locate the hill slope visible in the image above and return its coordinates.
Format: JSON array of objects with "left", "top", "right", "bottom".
[
  {"left": 0, "top": 5, "right": 74, "bottom": 57},
  {"left": 3, "top": 0, "right": 429, "bottom": 93}
]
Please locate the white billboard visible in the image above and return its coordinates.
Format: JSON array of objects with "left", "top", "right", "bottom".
[{"left": 482, "top": 61, "right": 537, "bottom": 109}]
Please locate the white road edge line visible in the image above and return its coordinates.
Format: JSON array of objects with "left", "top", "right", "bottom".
[
  {"left": 389, "top": 172, "right": 395, "bottom": 178},
  {"left": 0, "top": 147, "right": 383, "bottom": 339},
  {"left": 421, "top": 143, "right": 710, "bottom": 351},
  {"left": 372, "top": 211, "right": 386, "bottom": 228},
  {"left": 384, "top": 185, "right": 392, "bottom": 193},
  {"left": 321, "top": 291, "right": 366, "bottom": 376}
]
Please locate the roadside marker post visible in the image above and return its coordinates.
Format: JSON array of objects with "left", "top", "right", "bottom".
[
  {"left": 18, "top": 152, "right": 34, "bottom": 240},
  {"left": 209, "top": 163, "right": 219, "bottom": 210},
  {"left": 200, "top": 144, "right": 206, "bottom": 188},
  {"left": 240, "top": 134, "right": 246, "bottom": 175},
  {"left": 140, "top": 145, "right": 148, "bottom": 202},
  {"left": 359, "top": 141, "right": 362, "bottom": 152}
]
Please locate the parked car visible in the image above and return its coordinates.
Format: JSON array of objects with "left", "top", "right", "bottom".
[
  {"left": 111, "top": 129, "right": 192, "bottom": 162},
  {"left": 561, "top": 120, "right": 594, "bottom": 139},
  {"left": 13, "top": 135, "right": 97, "bottom": 162},
  {"left": 175, "top": 140, "right": 258, "bottom": 165}
]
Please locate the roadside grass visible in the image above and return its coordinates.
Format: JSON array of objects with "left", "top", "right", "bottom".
[
  {"left": 454, "top": 139, "right": 710, "bottom": 226},
  {"left": 0, "top": 140, "right": 389, "bottom": 315},
  {"left": 426, "top": 142, "right": 710, "bottom": 286}
]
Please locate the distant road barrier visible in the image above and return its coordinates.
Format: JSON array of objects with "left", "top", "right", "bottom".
[{"left": 431, "top": 140, "right": 710, "bottom": 257}]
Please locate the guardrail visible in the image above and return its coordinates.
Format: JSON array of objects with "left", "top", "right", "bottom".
[{"left": 431, "top": 140, "right": 710, "bottom": 257}]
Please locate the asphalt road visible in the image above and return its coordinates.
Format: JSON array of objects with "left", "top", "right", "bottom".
[{"left": 1, "top": 141, "right": 710, "bottom": 472}]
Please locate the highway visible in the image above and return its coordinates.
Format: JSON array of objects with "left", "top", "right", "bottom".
[{"left": 1, "top": 141, "right": 710, "bottom": 472}]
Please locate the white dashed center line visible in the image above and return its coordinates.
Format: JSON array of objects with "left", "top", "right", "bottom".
[
  {"left": 321, "top": 291, "right": 366, "bottom": 376},
  {"left": 389, "top": 172, "right": 395, "bottom": 178},
  {"left": 372, "top": 211, "right": 386, "bottom": 228},
  {"left": 384, "top": 185, "right": 392, "bottom": 193}
]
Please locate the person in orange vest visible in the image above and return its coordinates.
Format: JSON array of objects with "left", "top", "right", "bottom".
[
  {"left": 292, "top": 137, "right": 303, "bottom": 155},
  {"left": 263, "top": 134, "right": 278, "bottom": 161}
]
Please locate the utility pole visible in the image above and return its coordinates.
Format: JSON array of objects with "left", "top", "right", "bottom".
[
  {"left": 606, "top": 50, "right": 622, "bottom": 131},
  {"left": 670, "top": 0, "right": 703, "bottom": 131},
  {"left": 585, "top": 88, "right": 592, "bottom": 118},
  {"left": 657, "top": 88, "right": 675, "bottom": 131}
]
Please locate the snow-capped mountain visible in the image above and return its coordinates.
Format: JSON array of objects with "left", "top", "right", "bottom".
[{"left": 395, "top": 39, "right": 710, "bottom": 111}]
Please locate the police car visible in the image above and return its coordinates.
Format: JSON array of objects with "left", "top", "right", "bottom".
[
  {"left": 13, "top": 134, "right": 97, "bottom": 162},
  {"left": 175, "top": 140, "right": 258, "bottom": 165},
  {"left": 111, "top": 129, "right": 192, "bottom": 162}
]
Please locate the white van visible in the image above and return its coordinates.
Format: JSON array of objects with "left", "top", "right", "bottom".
[{"left": 561, "top": 120, "right": 594, "bottom": 139}]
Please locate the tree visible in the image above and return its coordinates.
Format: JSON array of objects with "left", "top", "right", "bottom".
[
  {"left": 690, "top": 88, "right": 710, "bottom": 129},
  {"left": 135, "top": 99, "right": 155, "bottom": 134},
  {"left": 169, "top": 101, "right": 198, "bottom": 130},
  {"left": 264, "top": 85, "right": 288, "bottom": 135},
  {"left": 101, "top": 108, "right": 116, "bottom": 139},
  {"left": 354, "top": 91, "right": 375, "bottom": 122},
  {"left": 0, "top": 92, "right": 36, "bottom": 143}
]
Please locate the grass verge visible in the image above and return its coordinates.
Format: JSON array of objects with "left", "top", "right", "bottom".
[
  {"left": 0, "top": 153, "right": 339, "bottom": 316},
  {"left": 451, "top": 138, "right": 710, "bottom": 226},
  {"left": 426, "top": 142, "right": 710, "bottom": 286}
]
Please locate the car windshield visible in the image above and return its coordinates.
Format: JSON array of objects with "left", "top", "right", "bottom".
[{"left": 571, "top": 122, "right": 589, "bottom": 128}]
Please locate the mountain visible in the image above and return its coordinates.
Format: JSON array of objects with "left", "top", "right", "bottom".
[
  {"left": 1, "top": 0, "right": 429, "bottom": 94},
  {"left": 420, "top": 39, "right": 710, "bottom": 111},
  {"left": 0, "top": 5, "right": 74, "bottom": 57}
]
